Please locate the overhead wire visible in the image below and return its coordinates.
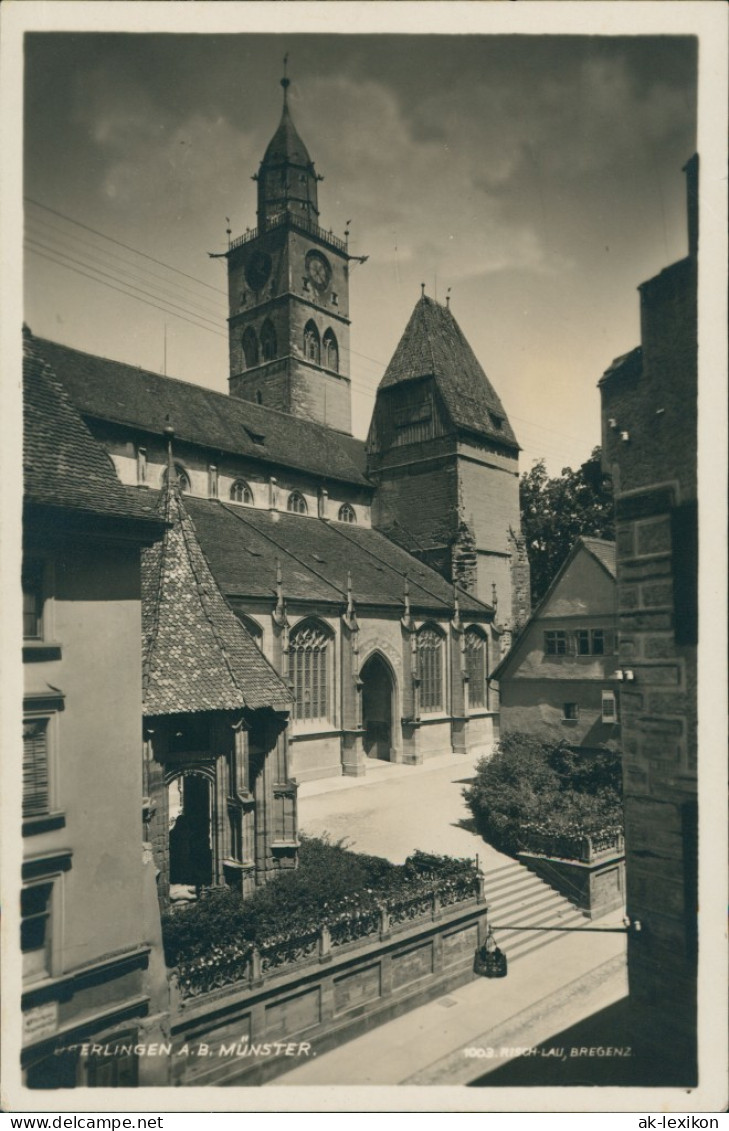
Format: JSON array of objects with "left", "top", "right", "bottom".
[{"left": 24, "top": 202, "right": 597, "bottom": 457}]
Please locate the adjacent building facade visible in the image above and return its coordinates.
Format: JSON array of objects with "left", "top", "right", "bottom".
[
  {"left": 492, "top": 537, "right": 619, "bottom": 752},
  {"left": 21, "top": 335, "right": 170, "bottom": 1088},
  {"left": 599, "top": 155, "right": 698, "bottom": 1081}
]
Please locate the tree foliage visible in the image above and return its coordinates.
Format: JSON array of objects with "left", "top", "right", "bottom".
[
  {"left": 520, "top": 446, "right": 614, "bottom": 607},
  {"left": 463, "top": 732, "right": 623, "bottom": 856}
]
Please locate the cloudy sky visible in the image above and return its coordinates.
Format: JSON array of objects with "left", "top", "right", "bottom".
[{"left": 23, "top": 30, "right": 696, "bottom": 473}]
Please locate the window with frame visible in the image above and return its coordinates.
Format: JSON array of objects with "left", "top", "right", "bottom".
[
  {"left": 23, "top": 561, "right": 44, "bottom": 640},
  {"left": 576, "top": 629, "right": 590, "bottom": 655},
  {"left": 230, "top": 479, "right": 254, "bottom": 505},
  {"left": 337, "top": 503, "right": 356, "bottom": 524},
  {"left": 21, "top": 881, "right": 53, "bottom": 980},
  {"left": 287, "top": 491, "right": 308, "bottom": 515},
  {"left": 601, "top": 690, "right": 618, "bottom": 723},
  {"left": 418, "top": 626, "right": 444, "bottom": 713},
  {"left": 303, "top": 321, "right": 320, "bottom": 364},
  {"left": 591, "top": 629, "right": 605, "bottom": 655},
  {"left": 242, "top": 328, "right": 259, "bottom": 369},
  {"left": 545, "top": 630, "right": 567, "bottom": 656},
  {"left": 289, "top": 621, "right": 330, "bottom": 722},
  {"left": 323, "top": 329, "right": 339, "bottom": 372},
  {"left": 563, "top": 702, "right": 580, "bottom": 721},
  {"left": 23, "top": 718, "right": 49, "bottom": 818},
  {"left": 465, "top": 627, "right": 488, "bottom": 709},
  {"left": 260, "top": 320, "right": 277, "bottom": 361}
]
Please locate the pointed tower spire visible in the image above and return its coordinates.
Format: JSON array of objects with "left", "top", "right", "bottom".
[{"left": 257, "top": 63, "right": 319, "bottom": 230}]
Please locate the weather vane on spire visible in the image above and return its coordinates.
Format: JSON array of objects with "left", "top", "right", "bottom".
[{"left": 281, "top": 52, "right": 290, "bottom": 96}]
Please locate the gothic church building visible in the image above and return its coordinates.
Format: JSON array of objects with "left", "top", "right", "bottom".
[{"left": 27, "top": 77, "right": 528, "bottom": 803}]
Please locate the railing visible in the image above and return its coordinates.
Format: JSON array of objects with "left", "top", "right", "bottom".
[
  {"left": 229, "top": 214, "right": 347, "bottom": 254},
  {"left": 517, "top": 825, "right": 624, "bottom": 864},
  {"left": 173, "top": 874, "right": 484, "bottom": 1000}
]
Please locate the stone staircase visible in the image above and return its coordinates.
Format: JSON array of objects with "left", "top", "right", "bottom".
[{"left": 482, "top": 857, "right": 590, "bottom": 963}]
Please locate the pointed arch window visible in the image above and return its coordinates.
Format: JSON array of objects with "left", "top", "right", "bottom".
[
  {"left": 303, "top": 321, "right": 320, "bottom": 364},
  {"left": 230, "top": 479, "right": 254, "bottom": 506},
  {"left": 465, "top": 626, "right": 489, "bottom": 710},
  {"left": 417, "top": 625, "right": 444, "bottom": 713},
  {"left": 338, "top": 503, "right": 356, "bottom": 524},
  {"left": 289, "top": 619, "right": 332, "bottom": 722},
  {"left": 287, "top": 491, "right": 308, "bottom": 515},
  {"left": 163, "top": 463, "right": 190, "bottom": 493},
  {"left": 242, "top": 328, "right": 259, "bottom": 370},
  {"left": 260, "top": 320, "right": 277, "bottom": 361},
  {"left": 323, "top": 329, "right": 339, "bottom": 373}
]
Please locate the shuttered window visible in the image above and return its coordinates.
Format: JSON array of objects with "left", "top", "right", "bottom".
[
  {"left": 418, "top": 626, "right": 444, "bottom": 713},
  {"left": 23, "top": 718, "right": 49, "bottom": 818},
  {"left": 290, "top": 622, "right": 330, "bottom": 722},
  {"left": 465, "top": 628, "right": 488, "bottom": 709}
]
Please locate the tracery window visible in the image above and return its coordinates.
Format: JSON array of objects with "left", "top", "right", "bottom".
[
  {"left": 303, "top": 320, "right": 320, "bottom": 364},
  {"left": 163, "top": 464, "right": 190, "bottom": 493},
  {"left": 260, "top": 320, "right": 277, "bottom": 361},
  {"left": 289, "top": 620, "right": 331, "bottom": 722},
  {"left": 417, "top": 625, "right": 444, "bottom": 713},
  {"left": 230, "top": 479, "right": 254, "bottom": 505},
  {"left": 323, "top": 329, "right": 339, "bottom": 372},
  {"left": 287, "top": 491, "right": 308, "bottom": 515},
  {"left": 465, "top": 627, "right": 489, "bottom": 709},
  {"left": 242, "top": 328, "right": 259, "bottom": 370},
  {"left": 338, "top": 503, "right": 356, "bottom": 523}
]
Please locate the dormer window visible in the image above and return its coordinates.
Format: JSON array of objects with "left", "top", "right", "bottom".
[{"left": 489, "top": 412, "right": 504, "bottom": 431}]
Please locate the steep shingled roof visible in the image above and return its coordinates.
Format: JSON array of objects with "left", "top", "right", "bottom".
[
  {"left": 23, "top": 332, "right": 163, "bottom": 526},
  {"left": 581, "top": 537, "right": 616, "bottom": 580},
  {"left": 378, "top": 295, "right": 519, "bottom": 449},
  {"left": 181, "top": 496, "right": 493, "bottom": 617},
  {"left": 142, "top": 474, "right": 292, "bottom": 716},
  {"left": 32, "top": 337, "right": 369, "bottom": 488}
]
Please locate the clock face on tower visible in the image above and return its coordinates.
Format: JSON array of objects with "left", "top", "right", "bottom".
[
  {"left": 244, "top": 250, "right": 272, "bottom": 292},
  {"left": 305, "top": 250, "right": 331, "bottom": 292}
]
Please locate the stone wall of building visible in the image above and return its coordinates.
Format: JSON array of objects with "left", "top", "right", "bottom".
[{"left": 599, "top": 157, "right": 698, "bottom": 1080}]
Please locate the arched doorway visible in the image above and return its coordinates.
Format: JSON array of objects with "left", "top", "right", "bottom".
[
  {"left": 168, "top": 772, "right": 213, "bottom": 889},
  {"left": 361, "top": 653, "right": 394, "bottom": 760}
]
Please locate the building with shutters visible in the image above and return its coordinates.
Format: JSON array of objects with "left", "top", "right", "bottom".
[
  {"left": 490, "top": 537, "right": 619, "bottom": 752},
  {"left": 21, "top": 334, "right": 171, "bottom": 1088},
  {"left": 25, "top": 72, "right": 529, "bottom": 788}
]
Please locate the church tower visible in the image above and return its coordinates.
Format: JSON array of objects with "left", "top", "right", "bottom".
[
  {"left": 367, "top": 292, "right": 530, "bottom": 631},
  {"left": 226, "top": 72, "right": 352, "bottom": 433}
]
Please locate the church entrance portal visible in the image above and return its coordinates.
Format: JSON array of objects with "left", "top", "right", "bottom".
[
  {"left": 168, "top": 773, "right": 213, "bottom": 889},
  {"left": 361, "top": 653, "right": 394, "bottom": 760}
]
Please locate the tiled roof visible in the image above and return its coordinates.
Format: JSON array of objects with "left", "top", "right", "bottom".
[
  {"left": 142, "top": 476, "right": 292, "bottom": 716},
  {"left": 378, "top": 295, "right": 519, "bottom": 449},
  {"left": 581, "top": 537, "right": 616, "bottom": 579},
  {"left": 23, "top": 333, "right": 164, "bottom": 526},
  {"left": 31, "top": 337, "right": 369, "bottom": 488},
  {"left": 181, "top": 495, "right": 493, "bottom": 618}
]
